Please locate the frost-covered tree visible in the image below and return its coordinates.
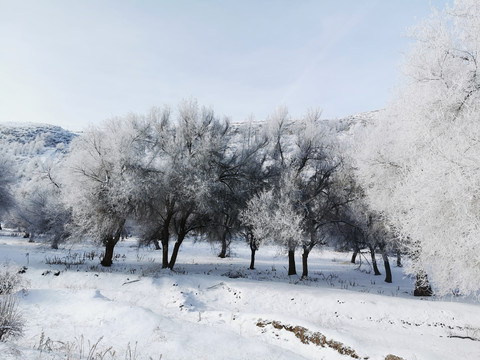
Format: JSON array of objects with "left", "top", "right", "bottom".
[
  {"left": 242, "top": 108, "right": 343, "bottom": 277},
  {"left": 242, "top": 172, "right": 303, "bottom": 275},
  {"left": 128, "top": 108, "right": 177, "bottom": 266},
  {"left": 332, "top": 160, "right": 397, "bottom": 284},
  {"left": 0, "top": 153, "right": 15, "bottom": 227},
  {"left": 10, "top": 157, "right": 71, "bottom": 247},
  {"left": 235, "top": 120, "right": 272, "bottom": 269},
  {"left": 128, "top": 100, "right": 232, "bottom": 267},
  {"left": 355, "top": 0, "right": 480, "bottom": 295},
  {"left": 351, "top": 209, "right": 395, "bottom": 283},
  {"left": 61, "top": 118, "right": 145, "bottom": 266},
  {"left": 203, "top": 119, "right": 271, "bottom": 260},
  {"left": 160, "top": 100, "right": 228, "bottom": 267},
  {"left": 173, "top": 100, "right": 233, "bottom": 259}
]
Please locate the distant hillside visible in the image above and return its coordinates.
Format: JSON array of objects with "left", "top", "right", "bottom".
[
  {"left": 229, "top": 110, "right": 381, "bottom": 139},
  {"left": 0, "top": 111, "right": 379, "bottom": 158},
  {"left": 0, "top": 122, "right": 76, "bottom": 149}
]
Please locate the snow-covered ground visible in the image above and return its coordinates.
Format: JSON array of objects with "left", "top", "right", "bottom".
[{"left": 1, "top": 231, "right": 479, "bottom": 360}]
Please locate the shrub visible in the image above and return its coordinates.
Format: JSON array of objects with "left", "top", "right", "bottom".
[
  {"left": 0, "top": 264, "right": 27, "bottom": 341},
  {"left": 0, "top": 267, "right": 22, "bottom": 295},
  {"left": 0, "top": 295, "right": 24, "bottom": 341}
]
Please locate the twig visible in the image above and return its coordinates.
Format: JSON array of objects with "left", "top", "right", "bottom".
[
  {"left": 122, "top": 279, "right": 140, "bottom": 286},
  {"left": 448, "top": 335, "right": 479, "bottom": 341}
]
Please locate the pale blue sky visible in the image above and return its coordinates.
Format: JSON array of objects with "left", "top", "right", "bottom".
[{"left": 0, "top": 0, "right": 449, "bottom": 131}]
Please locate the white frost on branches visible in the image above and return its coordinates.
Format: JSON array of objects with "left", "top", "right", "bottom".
[{"left": 354, "top": 0, "right": 480, "bottom": 295}]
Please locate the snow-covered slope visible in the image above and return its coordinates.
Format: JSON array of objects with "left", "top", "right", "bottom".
[
  {"left": 0, "top": 233, "right": 479, "bottom": 360},
  {"left": 0, "top": 122, "right": 76, "bottom": 149},
  {"left": 0, "top": 122, "right": 76, "bottom": 184}
]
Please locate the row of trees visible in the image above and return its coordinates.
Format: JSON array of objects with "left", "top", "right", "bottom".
[
  {"left": 5, "top": 1, "right": 478, "bottom": 297},
  {"left": 0, "top": 100, "right": 398, "bottom": 284},
  {"left": 59, "top": 101, "right": 364, "bottom": 277}
]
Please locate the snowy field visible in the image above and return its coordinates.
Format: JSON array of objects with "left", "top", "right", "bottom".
[{"left": 1, "top": 230, "right": 479, "bottom": 360}]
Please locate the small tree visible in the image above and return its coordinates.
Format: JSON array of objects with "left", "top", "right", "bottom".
[
  {"left": 242, "top": 183, "right": 304, "bottom": 276},
  {"left": 10, "top": 158, "right": 71, "bottom": 248},
  {"left": 62, "top": 119, "right": 141, "bottom": 266}
]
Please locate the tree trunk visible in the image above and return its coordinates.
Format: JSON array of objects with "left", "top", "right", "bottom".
[
  {"left": 351, "top": 249, "right": 359, "bottom": 264},
  {"left": 369, "top": 245, "right": 381, "bottom": 275},
  {"left": 381, "top": 251, "right": 392, "bottom": 283},
  {"left": 168, "top": 229, "right": 186, "bottom": 270},
  {"left": 169, "top": 211, "right": 192, "bottom": 270},
  {"left": 101, "top": 220, "right": 125, "bottom": 267},
  {"left": 396, "top": 251, "right": 402, "bottom": 267},
  {"left": 168, "top": 240, "right": 182, "bottom": 270},
  {"left": 218, "top": 237, "right": 227, "bottom": 258},
  {"left": 301, "top": 248, "right": 309, "bottom": 279},
  {"left": 153, "top": 239, "right": 161, "bottom": 250},
  {"left": 51, "top": 236, "right": 59, "bottom": 250},
  {"left": 248, "top": 232, "right": 257, "bottom": 270},
  {"left": 161, "top": 212, "right": 174, "bottom": 268},
  {"left": 414, "top": 271, "right": 433, "bottom": 296},
  {"left": 161, "top": 237, "right": 169, "bottom": 268},
  {"left": 288, "top": 249, "right": 296, "bottom": 276},
  {"left": 249, "top": 247, "right": 256, "bottom": 270},
  {"left": 101, "top": 238, "right": 116, "bottom": 267},
  {"left": 218, "top": 231, "right": 229, "bottom": 258}
]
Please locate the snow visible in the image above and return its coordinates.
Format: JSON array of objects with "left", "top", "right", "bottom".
[{"left": 1, "top": 231, "right": 479, "bottom": 360}]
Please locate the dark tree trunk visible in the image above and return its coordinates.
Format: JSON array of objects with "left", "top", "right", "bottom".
[
  {"left": 101, "top": 239, "right": 116, "bottom": 267},
  {"left": 161, "top": 212, "right": 174, "bottom": 268},
  {"left": 351, "top": 249, "right": 359, "bottom": 264},
  {"left": 101, "top": 220, "right": 125, "bottom": 267},
  {"left": 218, "top": 231, "right": 229, "bottom": 258},
  {"left": 369, "top": 245, "right": 381, "bottom": 275},
  {"left": 168, "top": 225, "right": 187, "bottom": 270},
  {"left": 288, "top": 249, "right": 297, "bottom": 276},
  {"left": 248, "top": 232, "right": 257, "bottom": 270},
  {"left": 249, "top": 247, "right": 256, "bottom": 270},
  {"left": 379, "top": 245, "right": 392, "bottom": 283},
  {"left": 218, "top": 237, "right": 227, "bottom": 258},
  {"left": 301, "top": 248, "right": 309, "bottom": 279},
  {"left": 396, "top": 251, "right": 402, "bottom": 267},
  {"left": 153, "top": 239, "right": 161, "bottom": 250},
  {"left": 51, "top": 237, "right": 59, "bottom": 250},
  {"left": 161, "top": 237, "right": 169, "bottom": 268},
  {"left": 168, "top": 238, "right": 183, "bottom": 270},
  {"left": 169, "top": 211, "right": 192, "bottom": 270},
  {"left": 414, "top": 271, "right": 433, "bottom": 296},
  {"left": 383, "top": 257, "right": 392, "bottom": 283}
]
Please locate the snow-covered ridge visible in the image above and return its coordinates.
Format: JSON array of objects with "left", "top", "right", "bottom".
[
  {"left": 0, "top": 122, "right": 76, "bottom": 149},
  {"left": 0, "top": 110, "right": 379, "bottom": 151},
  {"left": 229, "top": 110, "right": 381, "bottom": 132}
]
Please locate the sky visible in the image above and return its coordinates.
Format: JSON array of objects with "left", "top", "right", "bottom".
[{"left": 0, "top": 0, "right": 450, "bottom": 131}]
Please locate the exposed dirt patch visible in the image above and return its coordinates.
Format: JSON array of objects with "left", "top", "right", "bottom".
[
  {"left": 385, "top": 355, "right": 404, "bottom": 360},
  {"left": 256, "top": 319, "right": 361, "bottom": 358}
]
